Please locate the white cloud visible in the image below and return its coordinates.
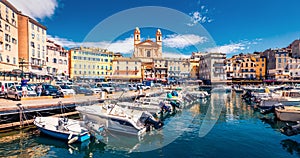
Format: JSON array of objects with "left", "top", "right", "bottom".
[
  {"left": 10, "top": 0, "right": 58, "bottom": 19},
  {"left": 206, "top": 43, "right": 246, "bottom": 54},
  {"left": 188, "top": 5, "right": 213, "bottom": 26},
  {"left": 162, "top": 52, "right": 191, "bottom": 59},
  {"left": 205, "top": 38, "right": 263, "bottom": 54},
  {"left": 163, "top": 34, "right": 207, "bottom": 49},
  {"left": 47, "top": 35, "right": 134, "bottom": 54}
]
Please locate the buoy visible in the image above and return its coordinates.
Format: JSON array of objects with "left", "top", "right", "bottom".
[{"left": 68, "top": 136, "right": 78, "bottom": 144}]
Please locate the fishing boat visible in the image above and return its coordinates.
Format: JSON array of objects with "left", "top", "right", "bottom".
[
  {"left": 275, "top": 106, "right": 300, "bottom": 122},
  {"left": 76, "top": 104, "right": 163, "bottom": 136},
  {"left": 34, "top": 116, "right": 91, "bottom": 144}
]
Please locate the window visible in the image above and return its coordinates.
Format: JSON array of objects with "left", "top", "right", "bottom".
[
  {"left": 31, "top": 42, "right": 35, "bottom": 48},
  {"left": 32, "top": 33, "right": 35, "bottom": 39},
  {"left": 117, "top": 66, "right": 119, "bottom": 70},
  {"left": 53, "top": 58, "right": 57, "bottom": 63},
  {"left": 74, "top": 71, "right": 77, "bottom": 74},
  {"left": 13, "top": 57, "right": 16, "bottom": 64},
  {"left": 147, "top": 51, "right": 151, "bottom": 57},
  {"left": 12, "top": 38, "right": 17, "bottom": 44},
  {"left": 32, "top": 49, "right": 35, "bottom": 56},
  {"left": 5, "top": 44, "right": 11, "bottom": 51},
  {"left": 32, "top": 23, "right": 34, "bottom": 30},
  {"left": 5, "top": 24, "right": 10, "bottom": 31},
  {"left": 262, "top": 64, "right": 264, "bottom": 67},
  {"left": 6, "top": 55, "right": 9, "bottom": 63},
  {"left": 5, "top": 34, "right": 10, "bottom": 42}
]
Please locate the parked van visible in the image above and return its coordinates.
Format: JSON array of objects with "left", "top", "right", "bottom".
[{"left": 0, "top": 81, "right": 16, "bottom": 97}]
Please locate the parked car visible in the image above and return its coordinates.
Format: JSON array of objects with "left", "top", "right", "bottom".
[
  {"left": 27, "top": 83, "right": 38, "bottom": 91},
  {"left": 41, "top": 84, "right": 61, "bottom": 98},
  {"left": 70, "top": 85, "right": 93, "bottom": 96},
  {"left": 6, "top": 85, "right": 37, "bottom": 100},
  {"left": 89, "top": 85, "right": 102, "bottom": 94},
  {"left": 128, "top": 84, "right": 137, "bottom": 91},
  {"left": 58, "top": 85, "right": 76, "bottom": 96},
  {"left": 114, "top": 83, "right": 129, "bottom": 92},
  {"left": 97, "top": 83, "right": 115, "bottom": 94},
  {"left": 0, "top": 81, "right": 16, "bottom": 97}
]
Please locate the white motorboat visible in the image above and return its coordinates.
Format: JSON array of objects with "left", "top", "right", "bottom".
[
  {"left": 275, "top": 106, "right": 300, "bottom": 122},
  {"left": 76, "top": 104, "right": 163, "bottom": 136},
  {"left": 259, "top": 90, "right": 300, "bottom": 109},
  {"left": 34, "top": 116, "right": 91, "bottom": 144}
]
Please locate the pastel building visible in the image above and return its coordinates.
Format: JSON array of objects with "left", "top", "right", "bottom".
[
  {"left": 199, "top": 52, "right": 226, "bottom": 84},
  {"left": 69, "top": 47, "right": 114, "bottom": 79},
  {"left": 165, "top": 57, "right": 190, "bottom": 79},
  {"left": 18, "top": 13, "right": 47, "bottom": 75},
  {"left": 275, "top": 51, "right": 290, "bottom": 80},
  {"left": 46, "top": 39, "right": 69, "bottom": 77},
  {"left": 112, "top": 57, "right": 142, "bottom": 81},
  {"left": 0, "top": 0, "right": 19, "bottom": 71}
]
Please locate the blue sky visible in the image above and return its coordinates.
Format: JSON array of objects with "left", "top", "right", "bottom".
[{"left": 9, "top": 0, "right": 300, "bottom": 57}]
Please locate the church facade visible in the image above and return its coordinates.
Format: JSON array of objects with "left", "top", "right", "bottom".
[{"left": 133, "top": 27, "right": 162, "bottom": 58}]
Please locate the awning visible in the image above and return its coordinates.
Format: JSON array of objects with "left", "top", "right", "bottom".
[{"left": 30, "top": 69, "right": 48, "bottom": 76}]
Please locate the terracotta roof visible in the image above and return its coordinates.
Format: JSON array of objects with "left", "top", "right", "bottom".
[
  {"left": 1, "top": 0, "right": 20, "bottom": 13},
  {"left": 18, "top": 14, "right": 47, "bottom": 30}
]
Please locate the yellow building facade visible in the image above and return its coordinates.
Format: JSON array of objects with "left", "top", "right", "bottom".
[
  {"left": 254, "top": 54, "right": 267, "bottom": 79},
  {"left": 69, "top": 47, "right": 114, "bottom": 79}
]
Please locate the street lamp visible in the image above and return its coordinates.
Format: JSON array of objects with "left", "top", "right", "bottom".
[{"left": 19, "top": 58, "right": 25, "bottom": 78}]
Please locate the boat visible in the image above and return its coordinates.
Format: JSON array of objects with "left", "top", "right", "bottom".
[
  {"left": 233, "top": 87, "right": 244, "bottom": 93},
  {"left": 275, "top": 106, "right": 300, "bottom": 122},
  {"left": 259, "top": 90, "right": 300, "bottom": 109},
  {"left": 211, "top": 85, "right": 231, "bottom": 93},
  {"left": 34, "top": 116, "right": 91, "bottom": 144},
  {"left": 76, "top": 104, "right": 163, "bottom": 136}
]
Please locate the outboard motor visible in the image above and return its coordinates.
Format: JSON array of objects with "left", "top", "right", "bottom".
[
  {"left": 170, "top": 100, "right": 180, "bottom": 109},
  {"left": 260, "top": 106, "right": 276, "bottom": 115},
  {"left": 139, "top": 111, "right": 164, "bottom": 131},
  {"left": 281, "top": 123, "right": 300, "bottom": 136},
  {"left": 159, "top": 102, "right": 172, "bottom": 113}
]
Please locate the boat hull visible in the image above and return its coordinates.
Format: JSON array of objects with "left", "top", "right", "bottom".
[
  {"left": 37, "top": 126, "right": 90, "bottom": 142},
  {"left": 34, "top": 117, "right": 90, "bottom": 143},
  {"left": 275, "top": 108, "right": 300, "bottom": 122},
  {"left": 260, "top": 100, "right": 300, "bottom": 109},
  {"left": 77, "top": 106, "right": 146, "bottom": 136}
]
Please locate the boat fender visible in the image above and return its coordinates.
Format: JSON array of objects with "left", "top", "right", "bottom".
[
  {"left": 68, "top": 132, "right": 73, "bottom": 140},
  {"left": 68, "top": 136, "right": 78, "bottom": 144}
]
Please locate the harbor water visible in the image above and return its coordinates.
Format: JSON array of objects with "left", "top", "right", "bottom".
[{"left": 0, "top": 92, "right": 300, "bottom": 158}]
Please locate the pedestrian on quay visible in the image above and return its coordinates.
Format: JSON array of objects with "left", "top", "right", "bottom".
[
  {"left": 36, "top": 84, "right": 42, "bottom": 97},
  {"left": 21, "top": 77, "right": 30, "bottom": 97}
]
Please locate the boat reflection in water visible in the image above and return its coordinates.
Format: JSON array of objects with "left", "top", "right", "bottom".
[
  {"left": 198, "top": 92, "right": 230, "bottom": 137},
  {"left": 281, "top": 139, "right": 300, "bottom": 156}
]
